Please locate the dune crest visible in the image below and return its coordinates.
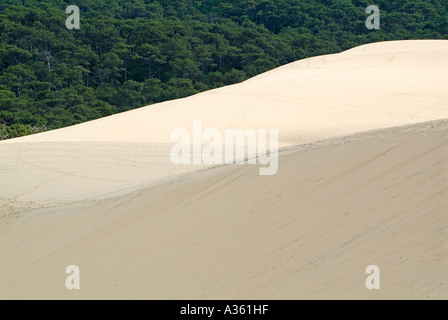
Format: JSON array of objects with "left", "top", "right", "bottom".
[{"left": 4, "top": 39, "right": 448, "bottom": 146}]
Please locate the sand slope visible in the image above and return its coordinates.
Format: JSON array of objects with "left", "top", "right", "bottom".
[
  {"left": 1, "top": 120, "right": 447, "bottom": 299},
  {"left": 1, "top": 40, "right": 448, "bottom": 216},
  {"left": 1, "top": 40, "right": 448, "bottom": 299}
]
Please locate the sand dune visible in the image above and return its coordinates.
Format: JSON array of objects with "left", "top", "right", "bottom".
[
  {"left": 0, "top": 40, "right": 447, "bottom": 299},
  {"left": 1, "top": 119, "right": 447, "bottom": 299},
  {"left": 4, "top": 40, "right": 448, "bottom": 146},
  {"left": 1, "top": 40, "right": 448, "bottom": 216}
]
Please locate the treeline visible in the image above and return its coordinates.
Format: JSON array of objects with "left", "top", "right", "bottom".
[{"left": 1, "top": 0, "right": 447, "bottom": 139}]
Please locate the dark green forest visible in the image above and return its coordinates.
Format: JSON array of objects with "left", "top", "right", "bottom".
[{"left": 1, "top": 0, "right": 447, "bottom": 139}]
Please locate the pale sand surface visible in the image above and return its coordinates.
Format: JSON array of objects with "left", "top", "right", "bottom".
[
  {"left": 0, "top": 40, "right": 447, "bottom": 299},
  {"left": 1, "top": 119, "right": 447, "bottom": 299},
  {"left": 1, "top": 40, "right": 448, "bottom": 215}
]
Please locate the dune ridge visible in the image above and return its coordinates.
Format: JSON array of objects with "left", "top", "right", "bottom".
[
  {"left": 3, "top": 39, "right": 448, "bottom": 146},
  {"left": 1, "top": 40, "right": 448, "bottom": 216}
]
